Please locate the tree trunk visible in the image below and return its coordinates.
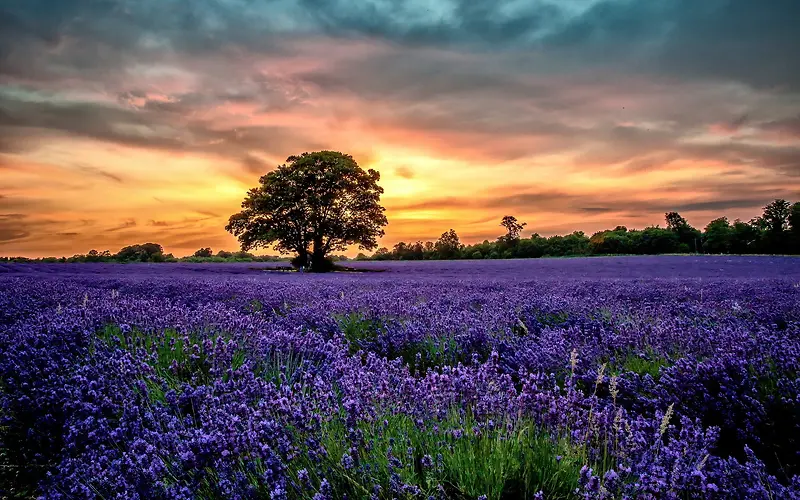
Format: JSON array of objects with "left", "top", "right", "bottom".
[
  {"left": 310, "top": 237, "right": 331, "bottom": 272},
  {"left": 291, "top": 249, "right": 309, "bottom": 269}
]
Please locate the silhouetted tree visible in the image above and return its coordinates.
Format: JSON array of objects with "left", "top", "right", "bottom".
[
  {"left": 665, "top": 211, "right": 701, "bottom": 252},
  {"left": 759, "top": 199, "right": 792, "bottom": 253},
  {"left": 226, "top": 151, "right": 387, "bottom": 272},
  {"left": 500, "top": 215, "right": 527, "bottom": 241},
  {"left": 730, "top": 219, "right": 761, "bottom": 254},
  {"left": 373, "top": 247, "right": 391, "bottom": 260},
  {"left": 435, "top": 229, "right": 462, "bottom": 259},
  {"left": 790, "top": 202, "right": 800, "bottom": 254},
  {"left": 193, "top": 247, "right": 213, "bottom": 258}
]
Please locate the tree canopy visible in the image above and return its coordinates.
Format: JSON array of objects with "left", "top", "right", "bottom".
[{"left": 226, "top": 151, "right": 387, "bottom": 271}]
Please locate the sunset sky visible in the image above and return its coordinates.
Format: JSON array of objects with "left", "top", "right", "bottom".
[{"left": 1, "top": 0, "right": 799, "bottom": 257}]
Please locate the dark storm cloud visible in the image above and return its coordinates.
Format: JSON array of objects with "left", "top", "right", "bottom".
[
  {"left": 0, "top": 1, "right": 796, "bottom": 151},
  {"left": 2, "top": 0, "right": 797, "bottom": 90},
  {"left": 543, "top": 0, "right": 800, "bottom": 91},
  {"left": 295, "top": 0, "right": 567, "bottom": 47}
]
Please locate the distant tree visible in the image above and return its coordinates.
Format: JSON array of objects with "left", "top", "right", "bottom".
[
  {"left": 730, "top": 219, "right": 761, "bottom": 254},
  {"left": 633, "top": 227, "right": 681, "bottom": 254},
  {"left": 116, "top": 243, "right": 165, "bottom": 262},
  {"left": 500, "top": 216, "right": 527, "bottom": 241},
  {"left": 759, "top": 199, "right": 792, "bottom": 253},
  {"left": 373, "top": 247, "right": 391, "bottom": 260},
  {"left": 422, "top": 241, "right": 435, "bottom": 259},
  {"left": 409, "top": 241, "right": 424, "bottom": 260},
  {"left": 761, "top": 199, "right": 792, "bottom": 233},
  {"left": 702, "top": 217, "right": 733, "bottom": 254},
  {"left": 193, "top": 247, "right": 213, "bottom": 258},
  {"left": 590, "top": 228, "right": 632, "bottom": 255},
  {"left": 665, "top": 211, "right": 701, "bottom": 252},
  {"left": 392, "top": 242, "right": 409, "bottom": 260},
  {"left": 435, "top": 229, "right": 462, "bottom": 259},
  {"left": 226, "top": 151, "right": 387, "bottom": 272},
  {"left": 546, "top": 231, "right": 590, "bottom": 256},
  {"left": 790, "top": 202, "right": 800, "bottom": 254}
]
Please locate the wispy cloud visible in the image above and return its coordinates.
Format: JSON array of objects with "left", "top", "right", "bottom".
[{"left": 106, "top": 219, "right": 137, "bottom": 232}]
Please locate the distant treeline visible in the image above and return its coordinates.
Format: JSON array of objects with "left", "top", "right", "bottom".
[
  {"left": 359, "top": 199, "right": 800, "bottom": 261},
  {"left": 3, "top": 199, "right": 799, "bottom": 263},
  {"left": 0, "top": 243, "right": 353, "bottom": 264},
  {"left": 1, "top": 244, "right": 291, "bottom": 264}
]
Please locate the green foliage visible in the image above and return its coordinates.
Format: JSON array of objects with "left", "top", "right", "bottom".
[
  {"left": 401, "top": 335, "right": 463, "bottom": 374},
  {"left": 335, "top": 313, "right": 467, "bottom": 372},
  {"left": 96, "top": 325, "right": 308, "bottom": 403},
  {"left": 590, "top": 226, "right": 683, "bottom": 255},
  {"left": 193, "top": 247, "right": 213, "bottom": 258},
  {"left": 255, "top": 348, "right": 307, "bottom": 388},
  {"left": 335, "top": 312, "right": 384, "bottom": 354},
  {"left": 702, "top": 217, "right": 733, "bottom": 253},
  {"left": 292, "top": 409, "right": 587, "bottom": 499},
  {"left": 116, "top": 242, "right": 168, "bottom": 262},
  {"left": 97, "top": 325, "right": 225, "bottom": 390},
  {"left": 611, "top": 349, "right": 671, "bottom": 379},
  {"left": 533, "top": 310, "right": 571, "bottom": 328}
]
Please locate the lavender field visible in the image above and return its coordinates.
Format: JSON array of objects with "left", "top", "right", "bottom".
[{"left": 1, "top": 256, "right": 799, "bottom": 499}]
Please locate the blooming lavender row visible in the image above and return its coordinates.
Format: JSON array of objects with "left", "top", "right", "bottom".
[{"left": 1, "top": 256, "right": 799, "bottom": 499}]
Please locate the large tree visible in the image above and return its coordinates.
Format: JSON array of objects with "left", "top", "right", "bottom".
[{"left": 226, "top": 151, "right": 387, "bottom": 271}]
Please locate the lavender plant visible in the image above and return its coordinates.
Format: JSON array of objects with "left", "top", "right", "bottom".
[{"left": 1, "top": 256, "right": 799, "bottom": 498}]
